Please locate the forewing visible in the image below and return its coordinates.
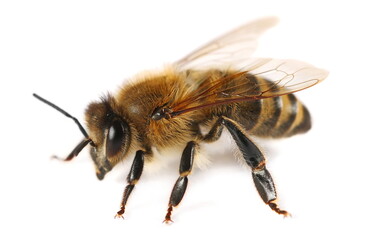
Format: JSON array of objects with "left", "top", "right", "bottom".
[
  {"left": 170, "top": 58, "right": 328, "bottom": 117},
  {"left": 175, "top": 17, "right": 278, "bottom": 70}
]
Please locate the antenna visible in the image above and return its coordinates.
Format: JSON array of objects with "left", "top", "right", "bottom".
[{"left": 33, "top": 93, "right": 90, "bottom": 139}]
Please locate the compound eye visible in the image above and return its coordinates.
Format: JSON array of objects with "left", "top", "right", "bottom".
[{"left": 106, "top": 120, "right": 125, "bottom": 157}]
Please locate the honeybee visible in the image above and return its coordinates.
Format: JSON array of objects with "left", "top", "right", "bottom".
[{"left": 33, "top": 17, "right": 328, "bottom": 223}]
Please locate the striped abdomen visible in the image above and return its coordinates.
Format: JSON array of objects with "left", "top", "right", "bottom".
[{"left": 232, "top": 75, "right": 312, "bottom": 138}]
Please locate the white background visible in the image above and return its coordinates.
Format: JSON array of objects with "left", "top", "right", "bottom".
[{"left": 1, "top": 0, "right": 379, "bottom": 239}]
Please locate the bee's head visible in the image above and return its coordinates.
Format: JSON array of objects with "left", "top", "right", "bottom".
[
  {"left": 85, "top": 96, "right": 131, "bottom": 180},
  {"left": 32, "top": 93, "right": 132, "bottom": 181}
]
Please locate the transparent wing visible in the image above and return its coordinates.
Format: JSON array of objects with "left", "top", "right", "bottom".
[
  {"left": 170, "top": 58, "right": 328, "bottom": 117},
  {"left": 175, "top": 17, "right": 278, "bottom": 70},
  {"left": 247, "top": 58, "right": 328, "bottom": 96}
]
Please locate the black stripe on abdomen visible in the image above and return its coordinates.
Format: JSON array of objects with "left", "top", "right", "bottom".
[{"left": 235, "top": 75, "right": 262, "bottom": 130}]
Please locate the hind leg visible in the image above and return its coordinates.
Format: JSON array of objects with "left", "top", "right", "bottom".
[{"left": 221, "top": 116, "right": 290, "bottom": 217}]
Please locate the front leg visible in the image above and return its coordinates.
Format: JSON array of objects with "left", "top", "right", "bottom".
[
  {"left": 115, "top": 150, "right": 145, "bottom": 219},
  {"left": 163, "top": 141, "right": 197, "bottom": 223},
  {"left": 221, "top": 117, "right": 290, "bottom": 217}
]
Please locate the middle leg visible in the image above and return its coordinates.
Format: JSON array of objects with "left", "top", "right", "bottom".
[{"left": 163, "top": 141, "right": 197, "bottom": 223}]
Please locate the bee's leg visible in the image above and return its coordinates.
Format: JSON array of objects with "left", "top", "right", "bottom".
[
  {"left": 202, "top": 118, "right": 224, "bottom": 142},
  {"left": 221, "top": 116, "right": 290, "bottom": 217},
  {"left": 50, "top": 138, "right": 93, "bottom": 161},
  {"left": 163, "top": 141, "right": 197, "bottom": 223},
  {"left": 114, "top": 150, "right": 145, "bottom": 219}
]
